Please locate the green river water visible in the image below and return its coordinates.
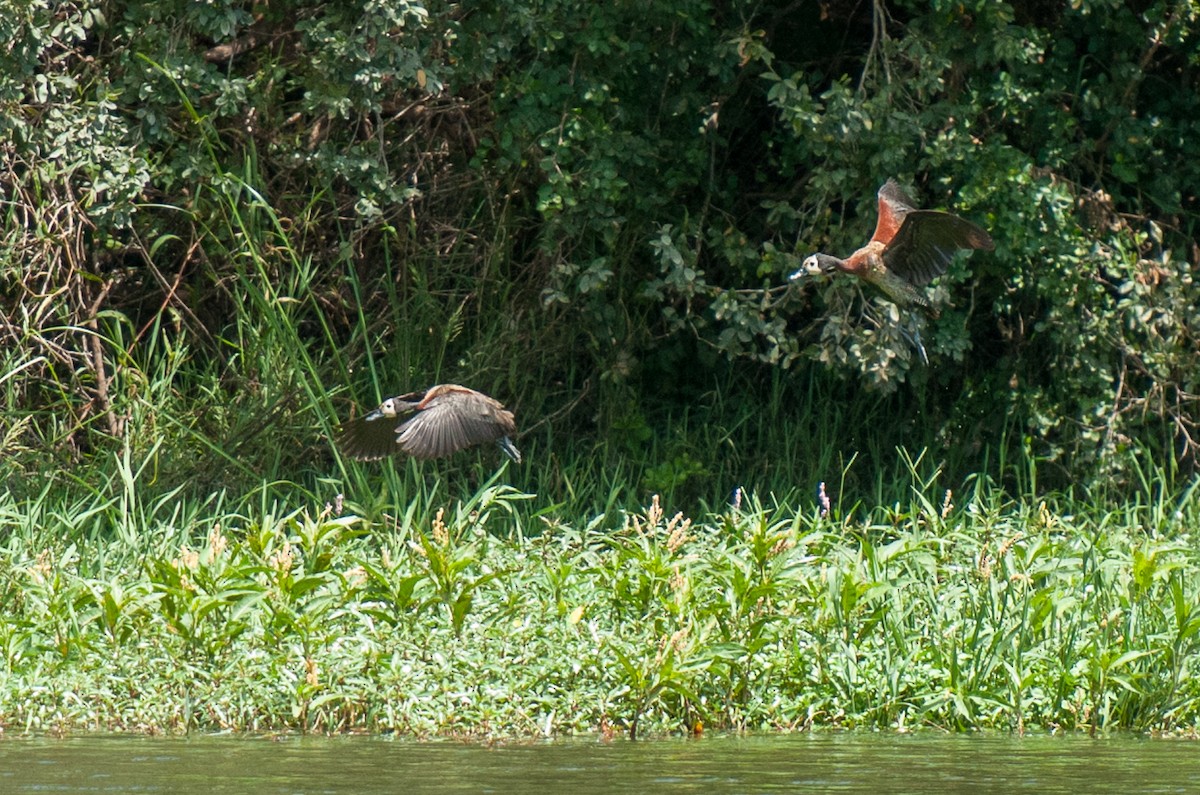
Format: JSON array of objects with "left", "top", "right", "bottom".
[{"left": 0, "top": 732, "right": 1196, "bottom": 793}]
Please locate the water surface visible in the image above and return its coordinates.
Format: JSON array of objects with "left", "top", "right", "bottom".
[{"left": 1, "top": 732, "right": 1196, "bottom": 793}]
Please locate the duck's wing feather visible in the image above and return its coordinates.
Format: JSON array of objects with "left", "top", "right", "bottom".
[
  {"left": 870, "top": 179, "right": 919, "bottom": 246},
  {"left": 883, "top": 210, "right": 994, "bottom": 286},
  {"left": 337, "top": 415, "right": 404, "bottom": 461},
  {"left": 397, "top": 390, "right": 516, "bottom": 459}
]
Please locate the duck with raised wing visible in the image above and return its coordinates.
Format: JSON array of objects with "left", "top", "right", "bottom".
[
  {"left": 791, "top": 179, "right": 994, "bottom": 316},
  {"left": 338, "top": 384, "right": 520, "bottom": 463}
]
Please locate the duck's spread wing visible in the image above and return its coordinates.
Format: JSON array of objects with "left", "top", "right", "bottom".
[
  {"left": 396, "top": 391, "right": 516, "bottom": 459},
  {"left": 870, "top": 179, "right": 919, "bottom": 246},
  {"left": 882, "top": 210, "right": 994, "bottom": 286},
  {"left": 337, "top": 415, "right": 403, "bottom": 461}
]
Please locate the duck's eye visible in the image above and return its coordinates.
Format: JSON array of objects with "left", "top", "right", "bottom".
[{"left": 803, "top": 256, "right": 822, "bottom": 275}]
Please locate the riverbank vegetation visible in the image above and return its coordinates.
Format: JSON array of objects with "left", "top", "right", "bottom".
[
  {"left": 3, "top": 0, "right": 1199, "bottom": 737},
  {"left": 2, "top": 464, "right": 1199, "bottom": 737}
]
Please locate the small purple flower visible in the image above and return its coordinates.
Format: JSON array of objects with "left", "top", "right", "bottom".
[{"left": 817, "top": 482, "right": 830, "bottom": 519}]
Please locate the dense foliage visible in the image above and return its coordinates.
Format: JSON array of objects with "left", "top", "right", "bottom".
[{"left": 2, "top": 0, "right": 1198, "bottom": 504}]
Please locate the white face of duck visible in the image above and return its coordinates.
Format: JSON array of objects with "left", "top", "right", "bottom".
[
  {"left": 790, "top": 254, "right": 824, "bottom": 281},
  {"left": 365, "top": 397, "right": 400, "bottom": 421}
]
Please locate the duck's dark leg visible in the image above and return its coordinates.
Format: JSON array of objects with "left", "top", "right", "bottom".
[
  {"left": 898, "top": 316, "right": 929, "bottom": 365},
  {"left": 497, "top": 436, "right": 522, "bottom": 463}
]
